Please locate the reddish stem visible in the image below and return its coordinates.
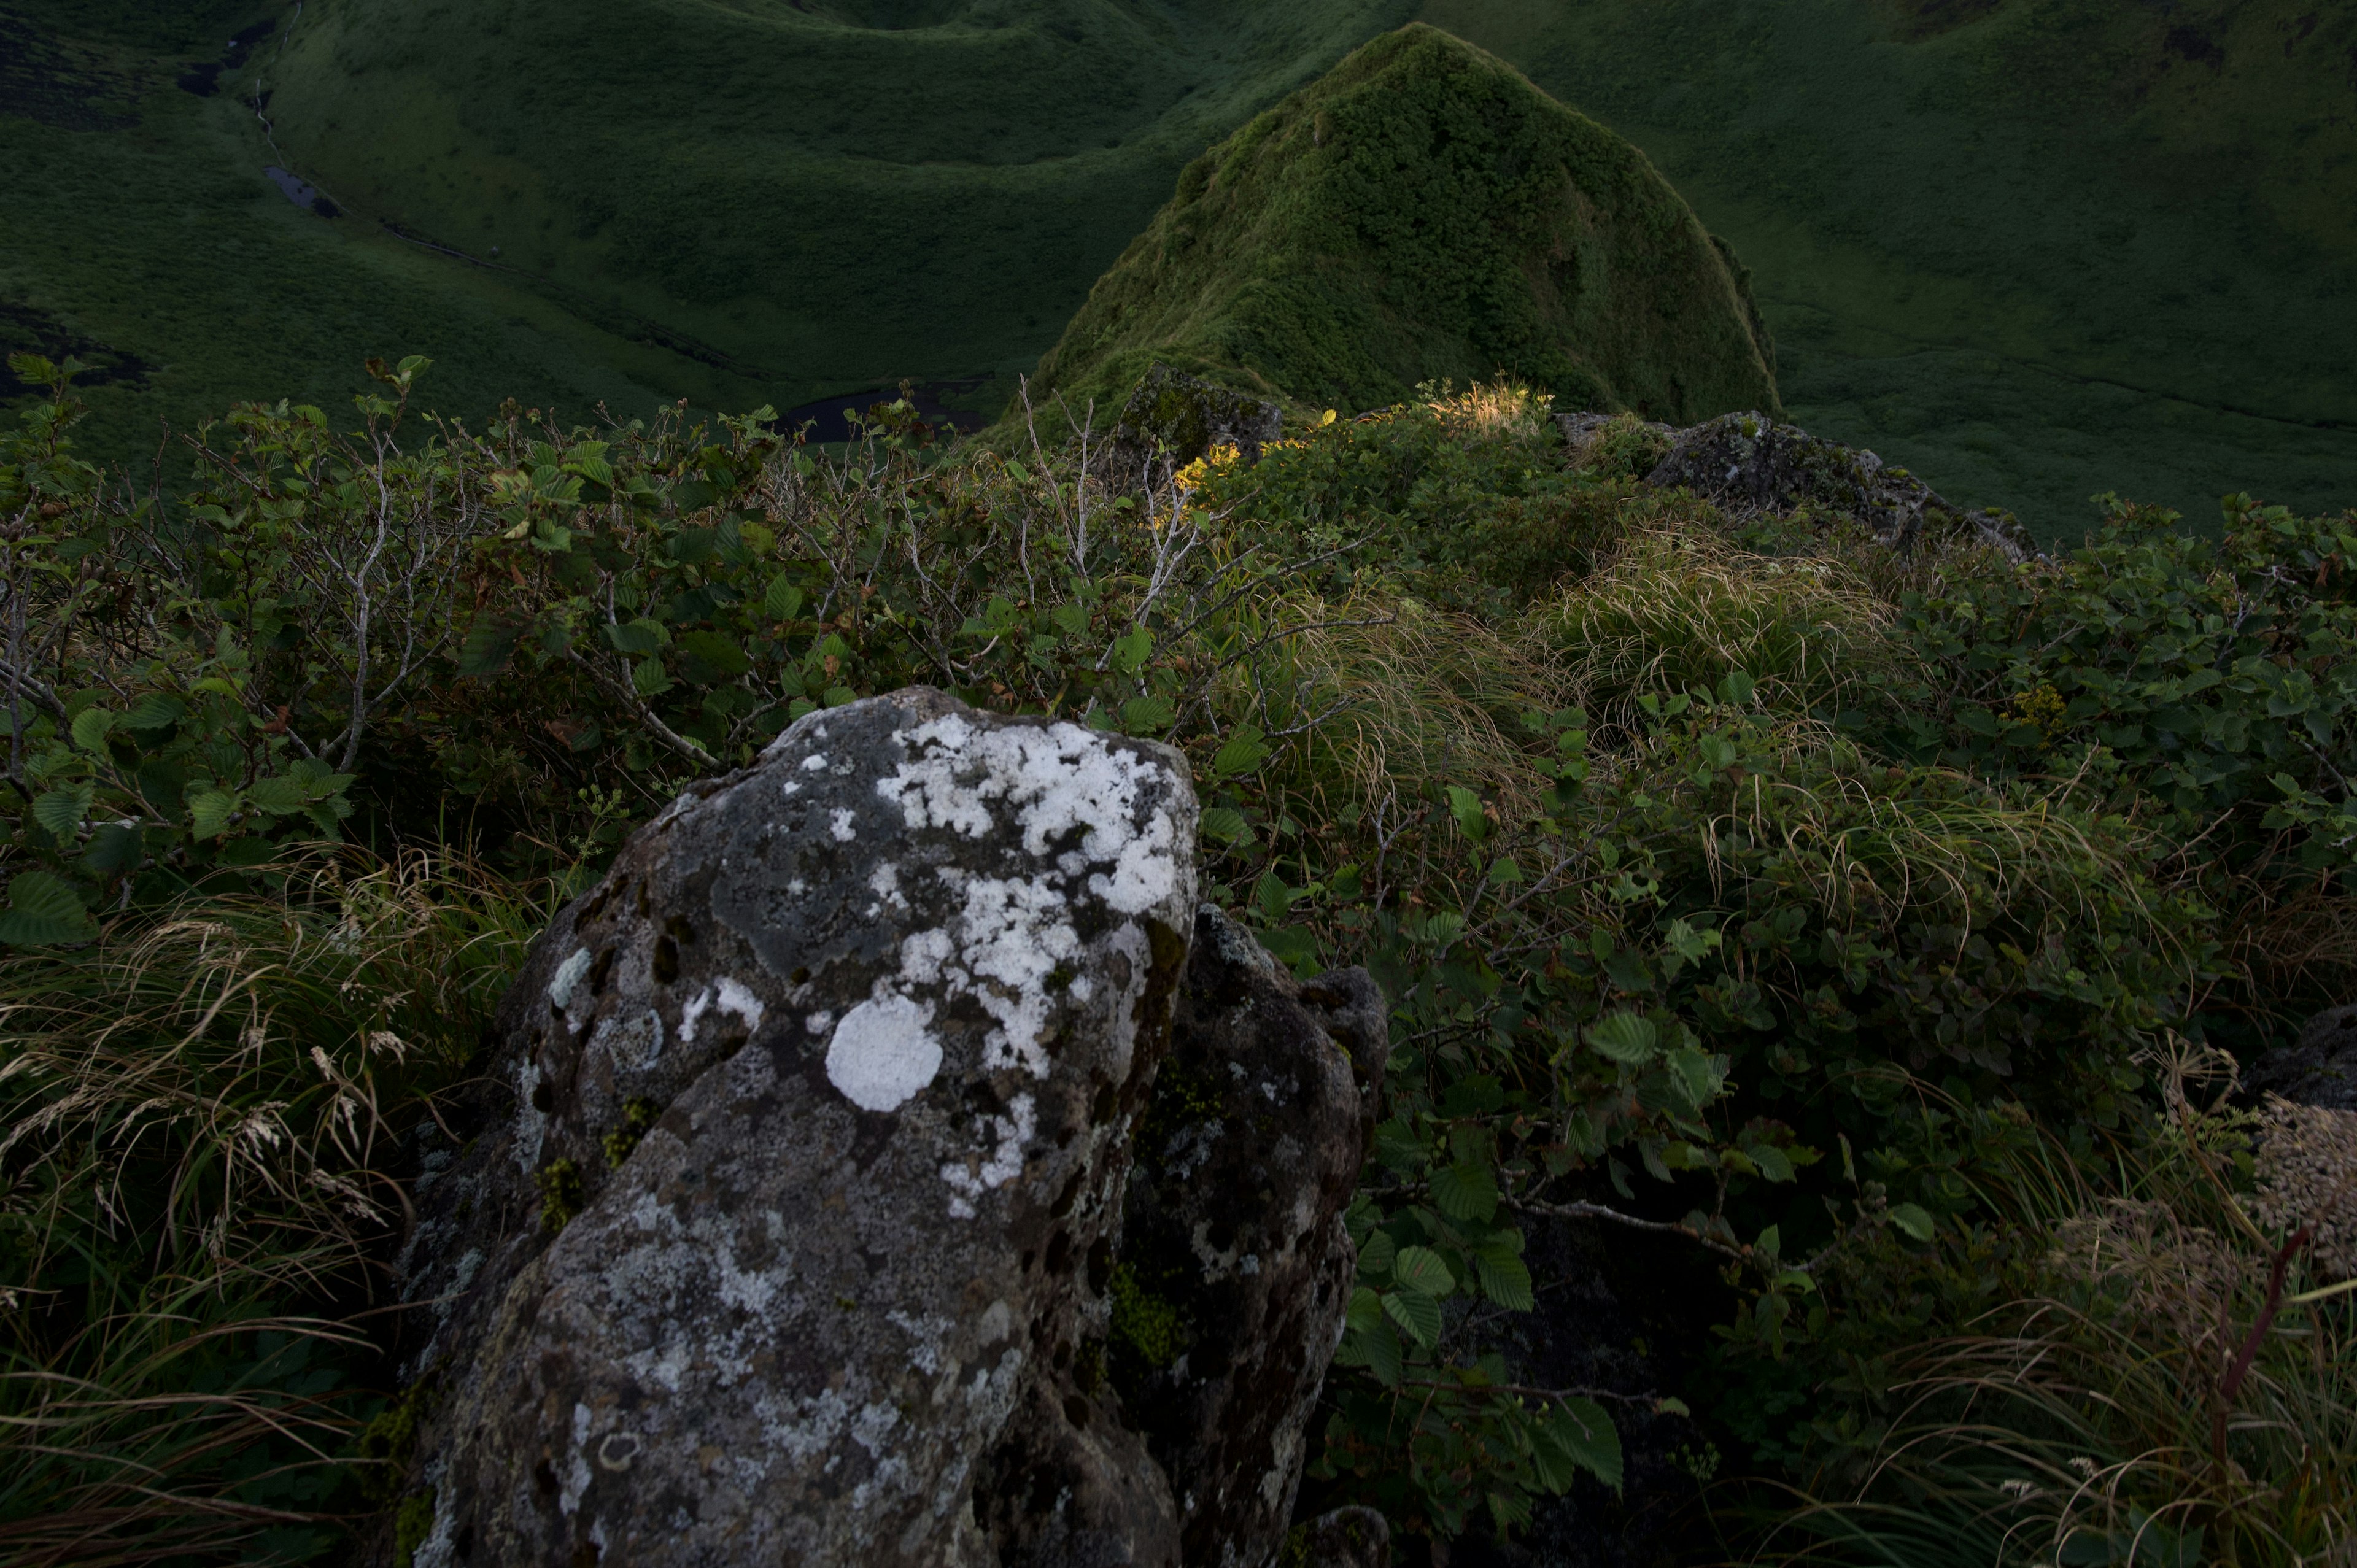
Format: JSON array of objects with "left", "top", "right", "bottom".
[{"left": 2212, "top": 1221, "right": 2314, "bottom": 1463}]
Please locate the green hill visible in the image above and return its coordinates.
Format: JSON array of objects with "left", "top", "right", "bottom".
[
  {"left": 0, "top": 0, "right": 1416, "bottom": 464},
  {"left": 1417, "top": 0, "right": 2357, "bottom": 535},
  {"left": 263, "top": 0, "right": 1415, "bottom": 416},
  {"left": 1017, "top": 25, "right": 1781, "bottom": 434}
]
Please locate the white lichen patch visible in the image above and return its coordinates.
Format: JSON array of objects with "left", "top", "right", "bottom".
[
  {"left": 560, "top": 1400, "right": 594, "bottom": 1515},
  {"left": 940, "top": 1092, "right": 1035, "bottom": 1218},
  {"left": 514, "top": 1058, "right": 547, "bottom": 1173},
  {"left": 548, "top": 946, "right": 593, "bottom": 1010},
  {"left": 680, "top": 976, "right": 766, "bottom": 1046},
  {"left": 874, "top": 714, "right": 1185, "bottom": 916},
  {"left": 825, "top": 995, "right": 943, "bottom": 1112},
  {"left": 830, "top": 808, "right": 857, "bottom": 842},
  {"left": 594, "top": 1008, "right": 667, "bottom": 1073}
]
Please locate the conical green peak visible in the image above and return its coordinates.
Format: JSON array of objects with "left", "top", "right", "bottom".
[{"left": 1017, "top": 22, "right": 1781, "bottom": 435}]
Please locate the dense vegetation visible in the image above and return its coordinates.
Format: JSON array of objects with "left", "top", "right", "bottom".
[
  {"left": 4, "top": 355, "right": 2351, "bottom": 1564},
  {"left": 1021, "top": 26, "right": 1779, "bottom": 437}
]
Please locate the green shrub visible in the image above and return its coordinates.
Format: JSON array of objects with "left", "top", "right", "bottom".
[{"left": 2, "top": 357, "right": 2350, "bottom": 1557}]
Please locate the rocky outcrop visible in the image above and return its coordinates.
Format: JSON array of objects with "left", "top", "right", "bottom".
[
  {"left": 1286, "top": 1506, "right": 1391, "bottom": 1568},
  {"left": 2245, "top": 1003, "right": 2357, "bottom": 1112},
  {"left": 1112, "top": 910, "right": 1387, "bottom": 1567},
  {"left": 378, "top": 688, "right": 1385, "bottom": 1567},
  {"left": 1110, "top": 365, "right": 1285, "bottom": 478},
  {"left": 1561, "top": 408, "right": 2036, "bottom": 560}
]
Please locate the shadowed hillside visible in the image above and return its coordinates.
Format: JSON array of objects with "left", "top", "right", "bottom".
[
  {"left": 1018, "top": 25, "right": 1781, "bottom": 435},
  {"left": 264, "top": 0, "right": 1417, "bottom": 419},
  {"left": 1418, "top": 0, "right": 2357, "bottom": 536}
]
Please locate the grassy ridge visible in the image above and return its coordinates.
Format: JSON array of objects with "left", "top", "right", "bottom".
[
  {"left": 1021, "top": 26, "right": 1781, "bottom": 433},
  {"left": 265, "top": 0, "right": 1416, "bottom": 414},
  {"left": 1418, "top": 0, "right": 2357, "bottom": 536}
]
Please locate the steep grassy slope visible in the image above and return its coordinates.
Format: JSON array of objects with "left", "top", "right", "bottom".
[
  {"left": 263, "top": 0, "right": 1415, "bottom": 420},
  {"left": 0, "top": 0, "right": 787, "bottom": 467},
  {"left": 1418, "top": 0, "right": 2357, "bottom": 536},
  {"left": 1019, "top": 25, "right": 1781, "bottom": 433}
]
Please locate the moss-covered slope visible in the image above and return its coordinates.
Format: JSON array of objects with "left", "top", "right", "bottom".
[{"left": 1020, "top": 24, "right": 1781, "bottom": 431}]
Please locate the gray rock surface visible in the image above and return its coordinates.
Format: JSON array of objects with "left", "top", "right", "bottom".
[
  {"left": 383, "top": 688, "right": 1200, "bottom": 1567},
  {"left": 1112, "top": 910, "right": 1387, "bottom": 1567},
  {"left": 1560, "top": 408, "right": 2035, "bottom": 560},
  {"left": 1285, "top": 1505, "right": 1391, "bottom": 1568},
  {"left": 2245, "top": 1003, "right": 2357, "bottom": 1113}
]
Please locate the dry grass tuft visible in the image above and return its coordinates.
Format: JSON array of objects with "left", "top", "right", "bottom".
[
  {"left": 1531, "top": 526, "right": 1923, "bottom": 734},
  {"left": 0, "top": 848, "right": 542, "bottom": 1564},
  {"left": 1253, "top": 597, "right": 1569, "bottom": 825}
]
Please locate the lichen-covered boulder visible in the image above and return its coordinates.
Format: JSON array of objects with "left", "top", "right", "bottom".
[
  {"left": 382, "top": 688, "right": 1199, "bottom": 1567},
  {"left": 1111, "top": 909, "right": 1388, "bottom": 1568},
  {"left": 1633, "top": 409, "right": 2035, "bottom": 560}
]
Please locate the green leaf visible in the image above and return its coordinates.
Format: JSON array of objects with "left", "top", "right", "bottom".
[
  {"left": 1391, "top": 1245, "right": 1455, "bottom": 1297},
  {"left": 1446, "top": 784, "right": 1489, "bottom": 843},
  {"left": 1120, "top": 695, "right": 1177, "bottom": 735},
  {"left": 1212, "top": 725, "right": 1269, "bottom": 780},
  {"left": 1253, "top": 870, "right": 1296, "bottom": 923},
  {"left": 677, "top": 629, "right": 751, "bottom": 679},
  {"left": 1666, "top": 1046, "right": 1725, "bottom": 1108},
  {"left": 1587, "top": 1011, "right": 1660, "bottom": 1065},
  {"left": 631, "top": 658, "right": 675, "bottom": 697},
  {"left": 671, "top": 477, "right": 719, "bottom": 512},
  {"left": 763, "top": 576, "right": 805, "bottom": 620},
  {"left": 1429, "top": 1160, "right": 1500, "bottom": 1225},
  {"left": 1440, "top": 1076, "right": 1503, "bottom": 1117},
  {"left": 1199, "top": 806, "right": 1252, "bottom": 846},
  {"left": 30, "top": 783, "right": 93, "bottom": 838},
  {"left": 1381, "top": 1288, "right": 1442, "bottom": 1346},
  {"left": 83, "top": 822, "right": 143, "bottom": 875},
  {"left": 1543, "top": 1397, "right": 1624, "bottom": 1490},
  {"left": 122, "top": 693, "right": 188, "bottom": 733},
  {"left": 1665, "top": 917, "right": 1721, "bottom": 963},
  {"left": 1344, "top": 1285, "right": 1384, "bottom": 1334},
  {"left": 1356, "top": 1229, "right": 1397, "bottom": 1279},
  {"left": 457, "top": 615, "right": 525, "bottom": 678},
  {"left": 244, "top": 774, "right": 309, "bottom": 816},
  {"left": 0, "top": 871, "right": 95, "bottom": 946},
  {"left": 187, "top": 789, "right": 238, "bottom": 840},
  {"left": 1745, "top": 1142, "right": 1796, "bottom": 1183},
  {"left": 1888, "top": 1202, "right": 1936, "bottom": 1242},
  {"left": 69, "top": 708, "right": 115, "bottom": 753},
  {"left": 1110, "top": 627, "right": 1153, "bottom": 676},
  {"left": 1473, "top": 1251, "right": 1534, "bottom": 1311},
  {"left": 605, "top": 618, "right": 668, "bottom": 655},
  {"left": 1339, "top": 1317, "right": 1403, "bottom": 1386}
]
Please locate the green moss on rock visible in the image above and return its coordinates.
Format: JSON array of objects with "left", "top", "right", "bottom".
[{"left": 1015, "top": 23, "right": 1781, "bottom": 440}]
